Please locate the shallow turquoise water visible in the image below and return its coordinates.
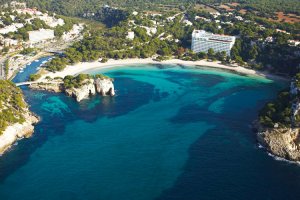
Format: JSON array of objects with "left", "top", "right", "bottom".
[{"left": 1, "top": 64, "right": 300, "bottom": 200}]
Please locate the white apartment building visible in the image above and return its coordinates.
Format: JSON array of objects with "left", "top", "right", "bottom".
[
  {"left": 28, "top": 29, "right": 55, "bottom": 43},
  {"left": 0, "top": 23, "right": 24, "bottom": 34},
  {"left": 191, "top": 30, "right": 235, "bottom": 55}
]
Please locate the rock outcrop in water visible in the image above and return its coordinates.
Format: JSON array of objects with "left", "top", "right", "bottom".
[
  {"left": 29, "top": 74, "right": 115, "bottom": 102},
  {"left": 65, "top": 78, "right": 97, "bottom": 102},
  {"left": 257, "top": 127, "right": 300, "bottom": 161},
  {"left": 95, "top": 78, "right": 115, "bottom": 96}
]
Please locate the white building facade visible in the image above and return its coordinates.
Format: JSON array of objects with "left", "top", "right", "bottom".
[
  {"left": 126, "top": 31, "right": 135, "bottom": 40},
  {"left": 28, "top": 29, "right": 55, "bottom": 43},
  {"left": 191, "top": 30, "right": 235, "bottom": 55}
]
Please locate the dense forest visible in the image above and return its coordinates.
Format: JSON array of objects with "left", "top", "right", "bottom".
[
  {"left": 199, "top": 0, "right": 300, "bottom": 15},
  {"left": 1, "top": 0, "right": 299, "bottom": 23}
]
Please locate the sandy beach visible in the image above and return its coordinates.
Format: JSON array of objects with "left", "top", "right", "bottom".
[{"left": 40, "top": 58, "right": 289, "bottom": 82}]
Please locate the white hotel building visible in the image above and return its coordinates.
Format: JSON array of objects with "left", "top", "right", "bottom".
[
  {"left": 191, "top": 30, "right": 235, "bottom": 56},
  {"left": 28, "top": 29, "right": 55, "bottom": 44}
]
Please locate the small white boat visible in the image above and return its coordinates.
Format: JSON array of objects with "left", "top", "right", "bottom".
[
  {"left": 34, "top": 60, "right": 39, "bottom": 62},
  {"left": 36, "top": 67, "right": 41, "bottom": 70},
  {"left": 19, "top": 70, "right": 24, "bottom": 73},
  {"left": 42, "top": 61, "right": 47, "bottom": 64},
  {"left": 27, "top": 62, "right": 31, "bottom": 66}
]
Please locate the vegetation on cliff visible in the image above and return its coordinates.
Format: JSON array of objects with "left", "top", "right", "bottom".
[
  {"left": 63, "top": 74, "right": 110, "bottom": 89},
  {"left": 259, "top": 90, "right": 292, "bottom": 128},
  {"left": 0, "top": 80, "right": 27, "bottom": 135},
  {"left": 259, "top": 73, "right": 300, "bottom": 129}
]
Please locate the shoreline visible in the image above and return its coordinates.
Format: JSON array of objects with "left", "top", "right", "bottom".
[
  {"left": 39, "top": 58, "right": 290, "bottom": 82},
  {"left": 0, "top": 112, "right": 39, "bottom": 155},
  {"left": 258, "top": 143, "right": 300, "bottom": 166}
]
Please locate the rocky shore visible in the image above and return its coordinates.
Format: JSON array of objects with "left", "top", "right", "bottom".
[
  {"left": 0, "top": 80, "right": 40, "bottom": 155},
  {"left": 0, "top": 110, "right": 39, "bottom": 155},
  {"left": 257, "top": 128, "right": 300, "bottom": 161},
  {"left": 29, "top": 75, "right": 115, "bottom": 102}
]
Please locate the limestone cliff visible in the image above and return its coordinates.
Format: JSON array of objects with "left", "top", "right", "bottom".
[
  {"left": 0, "top": 112, "right": 39, "bottom": 154},
  {"left": 0, "top": 80, "right": 40, "bottom": 155},
  {"left": 29, "top": 75, "right": 115, "bottom": 102},
  {"left": 95, "top": 78, "right": 115, "bottom": 96},
  {"left": 256, "top": 76, "right": 300, "bottom": 162},
  {"left": 257, "top": 128, "right": 300, "bottom": 161},
  {"left": 29, "top": 80, "right": 64, "bottom": 93},
  {"left": 65, "top": 78, "right": 96, "bottom": 102}
]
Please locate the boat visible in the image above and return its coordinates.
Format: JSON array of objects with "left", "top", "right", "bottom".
[
  {"left": 34, "top": 60, "right": 39, "bottom": 62},
  {"left": 42, "top": 61, "right": 47, "bottom": 64}
]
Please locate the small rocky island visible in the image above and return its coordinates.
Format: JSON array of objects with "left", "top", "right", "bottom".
[
  {"left": 29, "top": 74, "right": 115, "bottom": 102},
  {"left": 257, "top": 127, "right": 300, "bottom": 161},
  {"left": 0, "top": 80, "right": 39, "bottom": 154},
  {"left": 257, "top": 75, "right": 300, "bottom": 162}
]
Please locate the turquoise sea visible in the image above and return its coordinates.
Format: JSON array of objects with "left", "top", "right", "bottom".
[{"left": 1, "top": 61, "right": 300, "bottom": 200}]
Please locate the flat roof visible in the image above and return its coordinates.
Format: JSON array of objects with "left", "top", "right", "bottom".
[{"left": 192, "top": 30, "right": 235, "bottom": 42}]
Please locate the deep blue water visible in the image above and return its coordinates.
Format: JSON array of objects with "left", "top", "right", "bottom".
[{"left": 1, "top": 62, "right": 300, "bottom": 200}]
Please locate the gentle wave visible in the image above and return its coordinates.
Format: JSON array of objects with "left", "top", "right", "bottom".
[{"left": 267, "top": 152, "right": 300, "bottom": 165}]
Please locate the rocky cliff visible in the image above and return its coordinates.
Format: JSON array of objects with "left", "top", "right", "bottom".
[
  {"left": 29, "top": 80, "right": 64, "bottom": 93},
  {"left": 256, "top": 76, "right": 300, "bottom": 162},
  {"left": 257, "top": 128, "right": 300, "bottom": 161},
  {"left": 95, "top": 78, "right": 115, "bottom": 96},
  {"left": 29, "top": 75, "right": 115, "bottom": 102},
  {"left": 0, "top": 112, "right": 39, "bottom": 154},
  {"left": 65, "top": 78, "right": 96, "bottom": 102},
  {"left": 0, "top": 80, "right": 40, "bottom": 155}
]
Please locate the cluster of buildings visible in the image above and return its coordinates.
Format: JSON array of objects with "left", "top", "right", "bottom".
[
  {"left": 0, "top": 23, "right": 24, "bottom": 34},
  {"left": 0, "top": 2, "right": 85, "bottom": 54},
  {"left": 0, "top": 2, "right": 66, "bottom": 52},
  {"left": 0, "top": 2, "right": 85, "bottom": 80},
  {"left": 128, "top": 11, "right": 237, "bottom": 54},
  {"left": 190, "top": 9, "right": 298, "bottom": 55}
]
